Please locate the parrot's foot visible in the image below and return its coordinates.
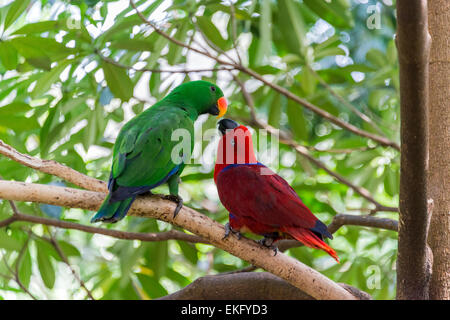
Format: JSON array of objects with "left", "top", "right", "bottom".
[
  {"left": 162, "top": 194, "right": 183, "bottom": 218},
  {"left": 258, "top": 237, "right": 279, "bottom": 256},
  {"left": 223, "top": 223, "right": 242, "bottom": 240}
]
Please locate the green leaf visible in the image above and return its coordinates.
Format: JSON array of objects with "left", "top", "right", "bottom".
[
  {"left": 303, "top": 0, "right": 354, "bottom": 29},
  {"left": 165, "top": 268, "right": 190, "bottom": 287},
  {"left": 10, "top": 36, "right": 73, "bottom": 61},
  {"left": 136, "top": 273, "right": 168, "bottom": 299},
  {"left": 58, "top": 241, "right": 81, "bottom": 257},
  {"left": 300, "top": 67, "right": 317, "bottom": 96},
  {"left": 31, "top": 60, "right": 71, "bottom": 98},
  {"left": 287, "top": 98, "right": 307, "bottom": 141},
  {"left": 0, "top": 230, "right": 22, "bottom": 251},
  {"left": 278, "top": 0, "right": 307, "bottom": 55},
  {"left": 0, "top": 102, "right": 31, "bottom": 115},
  {"left": 18, "top": 247, "right": 32, "bottom": 288},
  {"left": 196, "top": 16, "right": 230, "bottom": 52},
  {"left": 268, "top": 94, "right": 282, "bottom": 127},
  {"left": 36, "top": 241, "right": 56, "bottom": 289},
  {"left": 167, "top": 21, "right": 189, "bottom": 65},
  {"left": 26, "top": 56, "right": 52, "bottom": 71},
  {"left": 109, "top": 38, "right": 154, "bottom": 51},
  {"left": 384, "top": 166, "right": 398, "bottom": 197},
  {"left": 366, "top": 49, "right": 386, "bottom": 68},
  {"left": 100, "top": 0, "right": 163, "bottom": 42},
  {"left": 314, "top": 35, "right": 345, "bottom": 60},
  {"left": 255, "top": 0, "right": 272, "bottom": 65},
  {"left": 0, "top": 41, "right": 18, "bottom": 70},
  {"left": 12, "top": 19, "right": 68, "bottom": 35},
  {"left": 386, "top": 40, "right": 397, "bottom": 65},
  {"left": 346, "top": 150, "right": 378, "bottom": 167},
  {"left": 149, "top": 242, "right": 168, "bottom": 280},
  {"left": 149, "top": 72, "right": 161, "bottom": 98},
  {"left": 83, "top": 108, "right": 97, "bottom": 150},
  {"left": 4, "top": 0, "right": 30, "bottom": 31},
  {"left": 101, "top": 61, "right": 134, "bottom": 101},
  {"left": 178, "top": 241, "right": 198, "bottom": 265},
  {"left": 0, "top": 115, "right": 39, "bottom": 131}
]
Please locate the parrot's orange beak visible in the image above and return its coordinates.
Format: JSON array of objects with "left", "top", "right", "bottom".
[{"left": 216, "top": 97, "right": 228, "bottom": 118}]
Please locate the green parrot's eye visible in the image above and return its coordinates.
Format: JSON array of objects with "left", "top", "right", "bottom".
[{"left": 210, "top": 86, "right": 216, "bottom": 92}]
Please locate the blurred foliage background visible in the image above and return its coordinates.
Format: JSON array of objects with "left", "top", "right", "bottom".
[{"left": 0, "top": 0, "right": 399, "bottom": 299}]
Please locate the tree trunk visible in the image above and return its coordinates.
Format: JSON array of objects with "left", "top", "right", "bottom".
[
  {"left": 427, "top": 0, "right": 450, "bottom": 300},
  {"left": 396, "top": 0, "right": 433, "bottom": 300}
]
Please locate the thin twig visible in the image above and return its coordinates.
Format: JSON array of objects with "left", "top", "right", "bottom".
[
  {"left": 233, "top": 76, "right": 398, "bottom": 213},
  {"left": 0, "top": 211, "right": 208, "bottom": 244},
  {"left": 307, "top": 65, "right": 387, "bottom": 137},
  {"left": 99, "top": 52, "right": 235, "bottom": 74},
  {"left": 239, "top": 66, "right": 401, "bottom": 150},
  {"left": 129, "top": 0, "right": 234, "bottom": 67},
  {"left": 1, "top": 254, "right": 37, "bottom": 300},
  {"left": 46, "top": 232, "right": 95, "bottom": 300}
]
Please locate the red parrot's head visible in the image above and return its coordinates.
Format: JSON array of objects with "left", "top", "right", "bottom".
[{"left": 215, "top": 119, "right": 257, "bottom": 167}]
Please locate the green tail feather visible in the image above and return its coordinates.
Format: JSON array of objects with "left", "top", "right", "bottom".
[{"left": 91, "top": 194, "right": 136, "bottom": 223}]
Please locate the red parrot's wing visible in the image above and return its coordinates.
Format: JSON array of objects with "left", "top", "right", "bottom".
[{"left": 216, "top": 164, "right": 326, "bottom": 233}]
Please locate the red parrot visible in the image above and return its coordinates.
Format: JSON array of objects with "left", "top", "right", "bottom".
[{"left": 214, "top": 119, "right": 339, "bottom": 263}]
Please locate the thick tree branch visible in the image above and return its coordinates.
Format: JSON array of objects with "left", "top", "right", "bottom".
[
  {"left": 427, "top": 0, "right": 450, "bottom": 300},
  {"left": 0, "top": 139, "right": 398, "bottom": 297},
  {"left": 159, "top": 272, "right": 315, "bottom": 300},
  {"left": 0, "top": 139, "right": 106, "bottom": 193},
  {"left": 396, "top": 0, "right": 433, "bottom": 300},
  {"left": 0, "top": 180, "right": 356, "bottom": 300},
  {"left": 159, "top": 272, "right": 372, "bottom": 300}
]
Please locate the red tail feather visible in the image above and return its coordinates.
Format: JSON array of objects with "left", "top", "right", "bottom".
[{"left": 283, "top": 227, "right": 340, "bottom": 263}]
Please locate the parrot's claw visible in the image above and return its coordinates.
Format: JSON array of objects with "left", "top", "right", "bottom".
[
  {"left": 162, "top": 194, "right": 183, "bottom": 218},
  {"left": 223, "top": 223, "right": 242, "bottom": 240},
  {"left": 258, "top": 237, "right": 279, "bottom": 256}
]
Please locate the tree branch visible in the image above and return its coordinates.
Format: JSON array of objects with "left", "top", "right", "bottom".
[
  {"left": 0, "top": 139, "right": 106, "bottom": 193},
  {"left": 277, "top": 213, "right": 398, "bottom": 252},
  {"left": 46, "top": 233, "right": 95, "bottom": 300},
  {"left": 129, "top": 0, "right": 400, "bottom": 151},
  {"left": 0, "top": 180, "right": 356, "bottom": 300},
  {"left": 0, "top": 211, "right": 207, "bottom": 244},
  {"left": 327, "top": 214, "right": 398, "bottom": 233},
  {"left": 396, "top": 0, "right": 432, "bottom": 300},
  {"left": 158, "top": 272, "right": 371, "bottom": 300},
  {"left": 307, "top": 65, "right": 387, "bottom": 137}
]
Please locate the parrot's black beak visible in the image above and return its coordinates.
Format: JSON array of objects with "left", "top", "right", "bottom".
[
  {"left": 218, "top": 118, "right": 239, "bottom": 135},
  {"left": 208, "top": 104, "right": 220, "bottom": 116}
]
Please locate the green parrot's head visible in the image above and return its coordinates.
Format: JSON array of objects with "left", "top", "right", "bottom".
[{"left": 168, "top": 80, "right": 228, "bottom": 118}]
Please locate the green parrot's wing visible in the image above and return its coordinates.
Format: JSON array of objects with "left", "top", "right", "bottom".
[{"left": 111, "top": 107, "right": 194, "bottom": 188}]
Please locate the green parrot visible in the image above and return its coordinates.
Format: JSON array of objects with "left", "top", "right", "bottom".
[{"left": 91, "top": 80, "right": 228, "bottom": 223}]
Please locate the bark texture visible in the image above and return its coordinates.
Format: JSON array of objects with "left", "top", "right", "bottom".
[
  {"left": 427, "top": 0, "right": 450, "bottom": 300},
  {"left": 0, "top": 180, "right": 357, "bottom": 300},
  {"left": 396, "top": 0, "right": 433, "bottom": 300},
  {"left": 158, "top": 272, "right": 372, "bottom": 300}
]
